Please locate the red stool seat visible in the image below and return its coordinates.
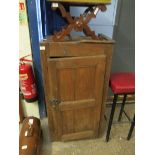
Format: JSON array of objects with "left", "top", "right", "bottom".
[{"left": 110, "top": 72, "right": 135, "bottom": 94}]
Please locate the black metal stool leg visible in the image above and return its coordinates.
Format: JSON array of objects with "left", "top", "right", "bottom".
[
  {"left": 106, "top": 94, "right": 118, "bottom": 142},
  {"left": 118, "top": 94, "right": 127, "bottom": 122},
  {"left": 127, "top": 114, "right": 135, "bottom": 140}
]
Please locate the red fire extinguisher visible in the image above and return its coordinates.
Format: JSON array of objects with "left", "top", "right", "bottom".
[{"left": 19, "top": 55, "right": 37, "bottom": 102}]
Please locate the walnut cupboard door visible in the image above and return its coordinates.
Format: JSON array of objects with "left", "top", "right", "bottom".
[{"left": 47, "top": 55, "right": 106, "bottom": 141}]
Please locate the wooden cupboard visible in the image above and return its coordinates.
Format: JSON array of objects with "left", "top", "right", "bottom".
[{"left": 40, "top": 36, "right": 114, "bottom": 141}]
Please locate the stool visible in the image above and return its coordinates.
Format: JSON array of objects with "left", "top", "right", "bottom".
[{"left": 106, "top": 72, "right": 135, "bottom": 142}]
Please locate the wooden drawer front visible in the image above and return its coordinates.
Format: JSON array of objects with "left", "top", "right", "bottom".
[{"left": 48, "top": 42, "right": 108, "bottom": 57}]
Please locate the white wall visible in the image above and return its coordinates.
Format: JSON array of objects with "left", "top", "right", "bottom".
[
  {"left": 70, "top": 0, "right": 118, "bottom": 38},
  {"left": 19, "top": 0, "right": 40, "bottom": 118}
]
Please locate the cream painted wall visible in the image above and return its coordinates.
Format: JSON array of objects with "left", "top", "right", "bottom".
[{"left": 19, "top": 0, "right": 40, "bottom": 118}]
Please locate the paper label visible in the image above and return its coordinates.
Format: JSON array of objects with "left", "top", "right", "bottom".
[
  {"left": 29, "top": 119, "right": 33, "bottom": 125},
  {"left": 40, "top": 46, "right": 45, "bottom": 50},
  {"left": 25, "top": 131, "right": 28, "bottom": 137},
  {"left": 22, "top": 145, "right": 27, "bottom": 150},
  {"left": 52, "top": 3, "right": 58, "bottom": 7},
  {"left": 94, "top": 8, "right": 99, "bottom": 15}
]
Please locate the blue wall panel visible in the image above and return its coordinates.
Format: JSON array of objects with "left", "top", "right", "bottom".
[{"left": 26, "top": 0, "right": 46, "bottom": 118}]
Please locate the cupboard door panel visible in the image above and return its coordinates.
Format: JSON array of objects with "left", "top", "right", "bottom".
[
  {"left": 75, "top": 67, "right": 95, "bottom": 100},
  {"left": 47, "top": 55, "right": 106, "bottom": 141},
  {"left": 57, "top": 69, "right": 75, "bottom": 101}
]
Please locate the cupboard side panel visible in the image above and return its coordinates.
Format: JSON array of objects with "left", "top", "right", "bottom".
[{"left": 40, "top": 43, "right": 56, "bottom": 140}]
